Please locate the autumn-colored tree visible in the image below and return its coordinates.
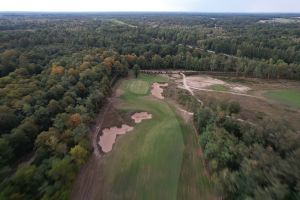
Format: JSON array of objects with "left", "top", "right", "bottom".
[
  {"left": 103, "top": 57, "right": 114, "bottom": 68},
  {"left": 51, "top": 65, "right": 64, "bottom": 75},
  {"left": 79, "top": 62, "right": 91, "bottom": 71},
  {"left": 69, "top": 113, "right": 81, "bottom": 126},
  {"left": 126, "top": 54, "right": 137, "bottom": 67}
]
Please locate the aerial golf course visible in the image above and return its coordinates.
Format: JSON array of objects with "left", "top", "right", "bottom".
[{"left": 96, "top": 74, "right": 215, "bottom": 200}]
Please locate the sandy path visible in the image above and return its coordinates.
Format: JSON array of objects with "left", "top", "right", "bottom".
[
  {"left": 92, "top": 101, "right": 112, "bottom": 157},
  {"left": 180, "top": 73, "right": 204, "bottom": 105}
]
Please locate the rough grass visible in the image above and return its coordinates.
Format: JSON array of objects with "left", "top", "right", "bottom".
[
  {"left": 265, "top": 89, "right": 300, "bottom": 108},
  {"left": 176, "top": 116, "right": 215, "bottom": 200},
  {"left": 209, "top": 84, "right": 229, "bottom": 91}
]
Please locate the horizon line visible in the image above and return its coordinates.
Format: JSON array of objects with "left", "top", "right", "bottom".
[{"left": 1, "top": 11, "right": 300, "bottom": 14}]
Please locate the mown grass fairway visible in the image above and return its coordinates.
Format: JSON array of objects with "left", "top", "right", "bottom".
[
  {"left": 99, "top": 74, "right": 184, "bottom": 199},
  {"left": 265, "top": 89, "right": 300, "bottom": 108},
  {"left": 97, "top": 74, "right": 215, "bottom": 200}
]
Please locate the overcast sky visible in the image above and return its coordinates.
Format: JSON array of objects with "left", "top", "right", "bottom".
[{"left": 1, "top": 0, "right": 300, "bottom": 12}]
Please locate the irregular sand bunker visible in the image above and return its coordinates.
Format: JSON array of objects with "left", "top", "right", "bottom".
[
  {"left": 131, "top": 112, "right": 152, "bottom": 123},
  {"left": 151, "top": 82, "right": 168, "bottom": 99},
  {"left": 99, "top": 112, "right": 153, "bottom": 153},
  {"left": 99, "top": 125, "right": 134, "bottom": 153}
]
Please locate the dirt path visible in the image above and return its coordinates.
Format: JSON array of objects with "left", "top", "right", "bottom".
[
  {"left": 71, "top": 99, "right": 111, "bottom": 200},
  {"left": 93, "top": 100, "right": 113, "bottom": 158},
  {"left": 180, "top": 73, "right": 204, "bottom": 105}
]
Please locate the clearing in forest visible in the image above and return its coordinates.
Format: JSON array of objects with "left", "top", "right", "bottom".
[{"left": 96, "top": 74, "right": 215, "bottom": 199}]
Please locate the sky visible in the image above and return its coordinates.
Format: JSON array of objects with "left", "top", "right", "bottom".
[{"left": 1, "top": 0, "right": 300, "bottom": 13}]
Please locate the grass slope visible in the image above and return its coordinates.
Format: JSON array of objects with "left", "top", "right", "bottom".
[
  {"left": 100, "top": 74, "right": 184, "bottom": 200},
  {"left": 265, "top": 89, "right": 300, "bottom": 108}
]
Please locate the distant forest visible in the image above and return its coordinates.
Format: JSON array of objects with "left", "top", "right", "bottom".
[{"left": 0, "top": 13, "right": 299, "bottom": 199}]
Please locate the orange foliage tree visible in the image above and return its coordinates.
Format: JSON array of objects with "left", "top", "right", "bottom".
[
  {"left": 51, "top": 65, "right": 64, "bottom": 75},
  {"left": 69, "top": 113, "right": 81, "bottom": 126}
]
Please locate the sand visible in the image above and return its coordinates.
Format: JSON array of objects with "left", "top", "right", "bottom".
[
  {"left": 99, "top": 112, "right": 153, "bottom": 153},
  {"left": 185, "top": 75, "right": 250, "bottom": 93},
  {"left": 186, "top": 75, "right": 226, "bottom": 88},
  {"left": 99, "top": 125, "right": 134, "bottom": 153},
  {"left": 151, "top": 82, "right": 168, "bottom": 99},
  {"left": 131, "top": 112, "right": 152, "bottom": 123}
]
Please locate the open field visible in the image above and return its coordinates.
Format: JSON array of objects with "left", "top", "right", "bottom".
[
  {"left": 259, "top": 18, "right": 300, "bottom": 24},
  {"left": 171, "top": 73, "right": 300, "bottom": 131},
  {"left": 264, "top": 89, "right": 300, "bottom": 108},
  {"left": 106, "top": 19, "right": 138, "bottom": 28}
]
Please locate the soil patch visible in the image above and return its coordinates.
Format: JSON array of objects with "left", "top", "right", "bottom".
[
  {"left": 151, "top": 82, "right": 168, "bottom": 99},
  {"left": 131, "top": 112, "right": 152, "bottom": 123},
  {"left": 185, "top": 75, "right": 251, "bottom": 93}
]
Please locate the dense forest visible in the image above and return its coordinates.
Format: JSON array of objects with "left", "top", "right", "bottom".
[{"left": 0, "top": 13, "right": 300, "bottom": 199}]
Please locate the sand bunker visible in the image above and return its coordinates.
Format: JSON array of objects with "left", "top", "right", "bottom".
[
  {"left": 151, "top": 83, "right": 168, "bottom": 99},
  {"left": 99, "top": 125, "right": 134, "bottom": 153},
  {"left": 131, "top": 112, "right": 152, "bottom": 123},
  {"left": 99, "top": 112, "right": 153, "bottom": 153}
]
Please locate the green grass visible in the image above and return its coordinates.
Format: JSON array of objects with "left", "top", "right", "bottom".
[
  {"left": 209, "top": 84, "right": 229, "bottom": 92},
  {"left": 176, "top": 117, "right": 215, "bottom": 199},
  {"left": 265, "top": 89, "right": 300, "bottom": 108},
  {"left": 127, "top": 80, "right": 149, "bottom": 95},
  {"left": 98, "top": 74, "right": 215, "bottom": 199}
]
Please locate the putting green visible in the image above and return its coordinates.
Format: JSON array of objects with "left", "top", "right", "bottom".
[
  {"left": 127, "top": 80, "right": 149, "bottom": 95},
  {"left": 265, "top": 89, "right": 300, "bottom": 108}
]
